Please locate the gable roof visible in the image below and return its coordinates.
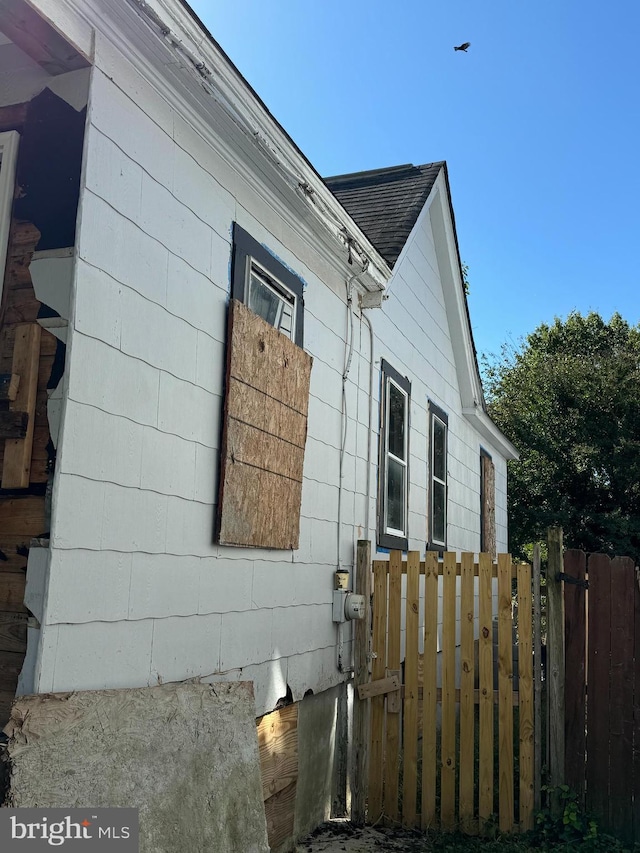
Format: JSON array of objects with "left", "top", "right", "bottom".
[{"left": 324, "top": 162, "right": 444, "bottom": 267}]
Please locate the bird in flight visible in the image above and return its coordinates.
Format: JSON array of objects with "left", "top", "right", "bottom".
[{"left": 454, "top": 42, "right": 471, "bottom": 52}]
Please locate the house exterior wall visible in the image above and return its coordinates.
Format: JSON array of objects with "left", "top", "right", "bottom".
[
  {"left": 20, "top": 4, "right": 511, "bottom": 720},
  {"left": 36, "top": 31, "right": 362, "bottom": 713},
  {"left": 370, "top": 201, "right": 509, "bottom": 556}
]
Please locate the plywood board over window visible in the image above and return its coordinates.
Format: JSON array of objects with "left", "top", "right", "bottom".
[
  {"left": 217, "top": 299, "right": 312, "bottom": 550},
  {"left": 481, "top": 450, "right": 496, "bottom": 558}
]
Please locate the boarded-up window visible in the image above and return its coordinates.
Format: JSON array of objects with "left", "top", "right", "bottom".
[
  {"left": 217, "top": 299, "right": 312, "bottom": 549},
  {"left": 480, "top": 449, "right": 496, "bottom": 557}
]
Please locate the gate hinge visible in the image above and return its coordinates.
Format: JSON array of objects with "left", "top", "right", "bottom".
[{"left": 557, "top": 572, "right": 588, "bottom": 589}]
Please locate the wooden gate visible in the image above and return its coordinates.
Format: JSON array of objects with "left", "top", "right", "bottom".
[
  {"left": 562, "top": 549, "right": 640, "bottom": 843},
  {"left": 362, "top": 550, "right": 534, "bottom": 833}
]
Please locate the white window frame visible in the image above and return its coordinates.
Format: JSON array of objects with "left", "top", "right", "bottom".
[
  {"left": 246, "top": 258, "right": 297, "bottom": 343},
  {"left": 378, "top": 360, "right": 410, "bottom": 550},
  {"left": 0, "top": 131, "right": 20, "bottom": 306},
  {"left": 231, "top": 222, "right": 305, "bottom": 348},
  {"left": 428, "top": 401, "right": 448, "bottom": 550}
]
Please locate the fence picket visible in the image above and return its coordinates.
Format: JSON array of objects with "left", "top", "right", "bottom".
[
  {"left": 459, "top": 551, "right": 475, "bottom": 832},
  {"left": 498, "top": 553, "right": 514, "bottom": 832},
  {"left": 563, "top": 550, "right": 587, "bottom": 801},
  {"left": 478, "top": 552, "right": 494, "bottom": 827},
  {"left": 634, "top": 569, "right": 640, "bottom": 843},
  {"left": 440, "top": 552, "right": 457, "bottom": 830},
  {"left": 402, "top": 551, "right": 420, "bottom": 825},
  {"left": 383, "top": 550, "right": 402, "bottom": 821},
  {"left": 368, "top": 560, "right": 388, "bottom": 823},
  {"left": 609, "top": 557, "right": 635, "bottom": 841},
  {"left": 586, "top": 553, "right": 611, "bottom": 825},
  {"left": 547, "top": 527, "right": 565, "bottom": 805},
  {"left": 421, "top": 552, "right": 439, "bottom": 830},
  {"left": 532, "top": 544, "right": 542, "bottom": 815},
  {"left": 517, "top": 561, "right": 534, "bottom": 831}
]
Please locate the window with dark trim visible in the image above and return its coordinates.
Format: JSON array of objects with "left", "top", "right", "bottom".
[
  {"left": 378, "top": 360, "right": 410, "bottom": 550},
  {"left": 231, "top": 222, "right": 304, "bottom": 348},
  {"left": 480, "top": 448, "right": 496, "bottom": 557},
  {"left": 427, "top": 400, "right": 448, "bottom": 550}
]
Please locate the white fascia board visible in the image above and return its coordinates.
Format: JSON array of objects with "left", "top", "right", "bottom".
[
  {"left": 118, "top": 0, "right": 391, "bottom": 292},
  {"left": 462, "top": 406, "right": 519, "bottom": 461}
]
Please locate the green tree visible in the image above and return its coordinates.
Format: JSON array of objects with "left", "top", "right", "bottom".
[{"left": 484, "top": 312, "right": 640, "bottom": 561}]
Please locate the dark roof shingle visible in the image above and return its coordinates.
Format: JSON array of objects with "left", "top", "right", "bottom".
[{"left": 324, "top": 162, "right": 444, "bottom": 267}]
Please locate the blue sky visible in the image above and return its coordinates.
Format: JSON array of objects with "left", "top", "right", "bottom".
[{"left": 187, "top": 0, "right": 640, "bottom": 362}]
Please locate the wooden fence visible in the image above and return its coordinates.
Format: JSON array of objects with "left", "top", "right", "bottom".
[
  {"left": 560, "top": 548, "right": 640, "bottom": 843},
  {"left": 360, "top": 550, "right": 534, "bottom": 833}
]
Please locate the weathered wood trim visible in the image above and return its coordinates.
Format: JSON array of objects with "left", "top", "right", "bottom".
[
  {"left": 0, "top": 410, "right": 28, "bottom": 439},
  {"left": 2, "top": 323, "right": 41, "bottom": 488},
  {"left": 0, "top": 0, "right": 89, "bottom": 74},
  {"left": 0, "top": 373, "right": 20, "bottom": 401},
  {"left": 257, "top": 703, "right": 298, "bottom": 852}
]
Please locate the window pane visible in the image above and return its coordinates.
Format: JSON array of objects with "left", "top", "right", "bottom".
[
  {"left": 433, "top": 480, "right": 446, "bottom": 544},
  {"left": 249, "top": 270, "right": 294, "bottom": 338},
  {"left": 433, "top": 417, "right": 446, "bottom": 482},
  {"left": 387, "top": 456, "right": 405, "bottom": 533},
  {"left": 388, "top": 382, "right": 406, "bottom": 461}
]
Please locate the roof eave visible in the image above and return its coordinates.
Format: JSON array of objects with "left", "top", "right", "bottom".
[{"left": 129, "top": 0, "right": 392, "bottom": 291}]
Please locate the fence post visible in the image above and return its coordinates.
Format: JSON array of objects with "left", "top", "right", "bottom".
[
  {"left": 533, "top": 543, "right": 542, "bottom": 814},
  {"left": 352, "top": 539, "right": 372, "bottom": 824},
  {"left": 547, "top": 526, "right": 565, "bottom": 813}
]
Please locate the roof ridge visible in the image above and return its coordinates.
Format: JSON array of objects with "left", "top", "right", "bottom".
[
  {"left": 323, "top": 163, "right": 415, "bottom": 183},
  {"left": 324, "top": 161, "right": 444, "bottom": 185}
]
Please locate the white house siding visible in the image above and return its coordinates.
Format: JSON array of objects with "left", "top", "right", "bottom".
[
  {"left": 369, "top": 199, "right": 508, "bottom": 659},
  {"left": 36, "top": 31, "right": 369, "bottom": 714},
  {"left": 28, "top": 15, "right": 510, "bottom": 714},
  {"left": 370, "top": 200, "right": 508, "bottom": 556}
]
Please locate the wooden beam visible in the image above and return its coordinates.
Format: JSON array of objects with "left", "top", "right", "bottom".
[
  {"left": 0, "top": 0, "right": 88, "bottom": 74},
  {"left": 0, "top": 611, "right": 27, "bottom": 654},
  {"left": 0, "top": 102, "right": 28, "bottom": 133},
  {"left": 357, "top": 674, "right": 399, "bottom": 701},
  {"left": 0, "top": 410, "right": 27, "bottom": 439},
  {"left": 2, "top": 323, "right": 41, "bottom": 488},
  {"left": 351, "top": 539, "right": 371, "bottom": 825},
  {"left": 402, "top": 685, "right": 521, "bottom": 705},
  {"left": 0, "top": 571, "right": 27, "bottom": 612},
  {"left": 0, "top": 374, "right": 20, "bottom": 402}
]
